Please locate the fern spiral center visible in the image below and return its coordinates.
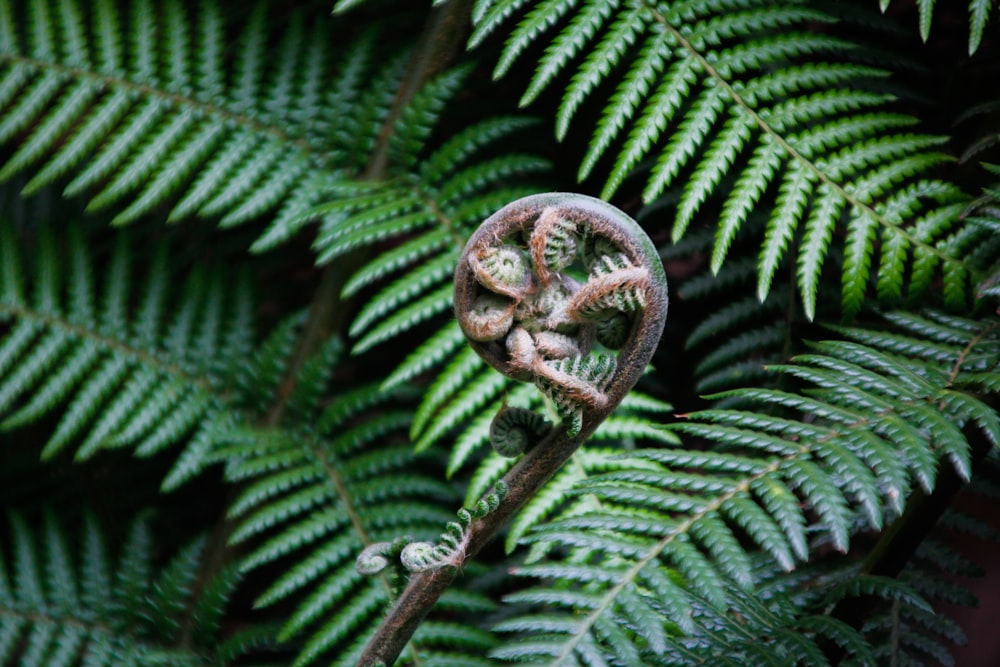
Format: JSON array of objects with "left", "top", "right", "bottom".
[{"left": 455, "top": 193, "right": 668, "bottom": 437}]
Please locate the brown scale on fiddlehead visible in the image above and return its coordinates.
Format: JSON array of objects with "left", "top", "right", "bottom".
[
  {"left": 357, "top": 193, "right": 667, "bottom": 667},
  {"left": 529, "top": 207, "right": 578, "bottom": 284}
]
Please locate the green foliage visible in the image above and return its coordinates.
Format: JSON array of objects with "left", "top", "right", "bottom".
[
  {"left": 878, "top": 0, "right": 994, "bottom": 54},
  {"left": 470, "top": 0, "right": 991, "bottom": 318},
  {"left": 219, "top": 381, "right": 498, "bottom": 666},
  {"left": 488, "top": 311, "right": 1000, "bottom": 662},
  {"left": 1, "top": 0, "right": 999, "bottom": 666},
  {"left": 0, "top": 0, "right": 370, "bottom": 228},
  {"left": 0, "top": 509, "right": 273, "bottom": 667},
  {"left": 0, "top": 219, "right": 253, "bottom": 489}
]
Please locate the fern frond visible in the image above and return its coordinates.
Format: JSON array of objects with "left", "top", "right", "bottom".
[
  {"left": 483, "top": 309, "right": 998, "bottom": 663},
  {"left": 878, "top": 0, "right": 994, "bottom": 54},
  {"left": 0, "top": 509, "right": 269, "bottom": 666},
  {"left": 222, "top": 381, "right": 498, "bottom": 666},
  {"left": 668, "top": 231, "right": 804, "bottom": 395},
  {"left": 300, "top": 104, "right": 547, "bottom": 353},
  {"left": 495, "top": 555, "right": 878, "bottom": 665},
  {"left": 472, "top": 0, "right": 987, "bottom": 316},
  {"left": 250, "top": 72, "right": 553, "bottom": 464},
  {"left": 0, "top": 219, "right": 254, "bottom": 489},
  {"left": 0, "top": 0, "right": 417, "bottom": 229}
]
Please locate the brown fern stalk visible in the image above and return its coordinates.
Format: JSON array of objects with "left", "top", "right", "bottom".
[{"left": 357, "top": 193, "right": 668, "bottom": 666}]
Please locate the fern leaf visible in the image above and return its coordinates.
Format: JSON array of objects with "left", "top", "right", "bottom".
[
  {"left": 755, "top": 161, "right": 810, "bottom": 299},
  {"left": 797, "top": 186, "right": 843, "bottom": 321},
  {"left": 0, "top": 1, "right": 432, "bottom": 233},
  {"left": 414, "top": 365, "right": 509, "bottom": 452},
  {"left": 222, "top": 381, "right": 489, "bottom": 666},
  {"left": 474, "top": 0, "right": 984, "bottom": 313},
  {"left": 349, "top": 252, "right": 459, "bottom": 339},
  {"left": 0, "top": 509, "right": 265, "bottom": 666},
  {"left": 0, "top": 219, "right": 267, "bottom": 488}
]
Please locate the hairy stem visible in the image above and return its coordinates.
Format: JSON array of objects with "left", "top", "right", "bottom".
[{"left": 358, "top": 426, "right": 584, "bottom": 666}]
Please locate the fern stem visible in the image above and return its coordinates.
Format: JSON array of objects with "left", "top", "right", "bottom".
[
  {"left": 363, "top": 0, "right": 473, "bottom": 179},
  {"left": 948, "top": 319, "right": 998, "bottom": 385},
  {"left": 357, "top": 423, "right": 589, "bottom": 666},
  {"left": 640, "top": 0, "right": 974, "bottom": 277},
  {"left": 0, "top": 302, "right": 216, "bottom": 394},
  {"left": 261, "top": 266, "right": 341, "bottom": 427},
  {"left": 359, "top": 193, "right": 669, "bottom": 666}
]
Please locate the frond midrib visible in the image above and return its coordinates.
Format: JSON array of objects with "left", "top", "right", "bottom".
[
  {"left": 0, "top": 52, "right": 321, "bottom": 161},
  {"left": 0, "top": 300, "right": 221, "bottom": 397},
  {"left": 414, "top": 183, "right": 471, "bottom": 249},
  {"left": 303, "top": 433, "right": 428, "bottom": 667},
  {"left": 0, "top": 604, "right": 169, "bottom": 659},
  {"left": 948, "top": 319, "right": 1000, "bottom": 384},
  {"left": 639, "top": 0, "right": 974, "bottom": 277}
]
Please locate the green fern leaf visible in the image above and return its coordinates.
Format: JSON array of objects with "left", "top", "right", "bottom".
[
  {"left": 473, "top": 0, "right": 983, "bottom": 314},
  {"left": 0, "top": 0, "right": 413, "bottom": 233},
  {"left": 0, "top": 509, "right": 267, "bottom": 666},
  {"left": 0, "top": 219, "right": 269, "bottom": 489},
  {"left": 222, "top": 381, "right": 490, "bottom": 666}
]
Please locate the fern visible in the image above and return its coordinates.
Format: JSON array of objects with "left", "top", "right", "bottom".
[
  {"left": 484, "top": 310, "right": 999, "bottom": 663},
  {"left": 219, "top": 380, "right": 497, "bottom": 667},
  {"left": 262, "top": 79, "right": 552, "bottom": 454},
  {"left": 2, "top": 1, "right": 1000, "bottom": 666},
  {"left": 0, "top": 218, "right": 254, "bottom": 489},
  {"left": 0, "top": 0, "right": 391, "bottom": 229},
  {"left": 469, "top": 0, "right": 990, "bottom": 317},
  {"left": 0, "top": 509, "right": 272, "bottom": 666},
  {"left": 878, "top": 0, "right": 995, "bottom": 54},
  {"left": 663, "top": 223, "right": 808, "bottom": 394},
  {"left": 291, "top": 136, "right": 547, "bottom": 351}
]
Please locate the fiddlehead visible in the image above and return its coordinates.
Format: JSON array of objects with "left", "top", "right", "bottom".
[
  {"left": 454, "top": 192, "right": 667, "bottom": 437},
  {"left": 490, "top": 405, "right": 552, "bottom": 457},
  {"left": 358, "top": 193, "right": 667, "bottom": 667},
  {"left": 356, "top": 483, "right": 509, "bottom": 574}
]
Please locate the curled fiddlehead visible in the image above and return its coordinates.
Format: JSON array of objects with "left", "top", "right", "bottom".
[
  {"left": 358, "top": 193, "right": 667, "bottom": 667},
  {"left": 454, "top": 192, "right": 668, "bottom": 437},
  {"left": 490, "top": 405, "right": 551, "bottom": 457},
  {"left": 355, "top": 482, "right": 509, "bottom": 575}
]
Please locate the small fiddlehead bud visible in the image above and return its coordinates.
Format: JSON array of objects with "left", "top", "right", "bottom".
[
  {"left": 469, "top": 245, "right": 533, "bottom": 299},
  {"left": 566, "top": 253, "right": 648, "bottom": 321},
  {"left": 399, "top": 542, "right": 441, "bottom": 572},
  {"left": 465, "top": 293, "right": 516, "bottom": 342},
  {"left": 596, "top": 311, "right": 631, "bottom": 349},
  {"left": 529, "top": 207, "right": 578, "bottom": 284},
  {"left": 490, "top": 405, "right": 552, "bottom": 457},
  {"left": 355, "top": 535, "right": 414, "bottom": 576},
  {"left": 506, "top": 326, "right": 536, "bottom": 372},
  {"left": 355, "top": 541, "right": 395, "bottom": 575},
  {"left": 580, "top": 230, "right": 622, "bottom": 270},
  {"left": 535, "top": 353, "right": 617, "bottom": 436},
  {"left": 396, "top": 483, "right": 509, "bottom": 573}
]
